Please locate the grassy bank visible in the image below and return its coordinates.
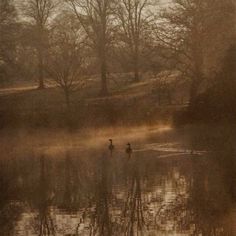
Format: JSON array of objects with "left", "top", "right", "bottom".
[{"left": 0, "top": 77, "right": 186, "bottom": 130}]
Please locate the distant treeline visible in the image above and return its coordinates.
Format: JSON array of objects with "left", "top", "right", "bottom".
[{"left": 1, "top": 0, "right": 236, "bottom": 124}]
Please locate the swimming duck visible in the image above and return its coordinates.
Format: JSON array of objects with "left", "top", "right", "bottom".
[
  {"left": 126, "top": 143, "right": 132, "bottom": 155},
  {"left": 108, "top": 139, "right": 114, "bottom": 152}
]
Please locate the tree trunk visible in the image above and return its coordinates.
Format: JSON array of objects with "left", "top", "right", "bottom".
[
  {"left": 65, "top": 89, "right": 70, "bottom": 108},
  {"left": 101, "top": 60, "right": 108, "bottom": 96},
  {"left": 133, "top": 44, "right": 140, "bottom": 82},
  {"left": 134, "top": 61, "right": 139, "bottom": 82},
  {"left": 158, "top": 92, "right": 161, "bottom": 106},
  {"left": 190, "top": 41, "right": 203, "bottom": 105},
  {"left": 99, "top": 45, "right": 108, "bottom": 96},
  {"left": 38, "top": 49, "right": 45, "bottom": 89},
  {"left": 189, "top": 76, "right": 200, "bottom": 105},
  {"left": 168, "top": 90, "right": 172, "bottom": 105}
]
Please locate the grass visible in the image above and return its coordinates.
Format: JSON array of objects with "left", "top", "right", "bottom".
[{"left": 0, "top": 73, "right": 188, "bottom": 130}]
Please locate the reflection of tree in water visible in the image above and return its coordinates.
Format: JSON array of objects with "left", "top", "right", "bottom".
[
  {"left": 151, "top": 159, "right": 235, "bottom": 236},
  {"left": 62, "top": 152, "right": 81, "bottom": 211},
  {"left": 186, "top": 128, "right": 236, "bottom": 236},
  {"left": 33, "top": 155, "right": 55, "bottom": 236},
  {"left": 3, "top": 130, "right": 236, "bottom": 236},
  {"left": 187, "top": 155, "right": 236, "bottom": 235},
  {"left": 151, "top": 128, "right": 236, "bottom": 236},
  {"left": 123, "top": 161, "right": 145, "bottom": 236},
  {"left": 153, "top": 166, "right": 189, "bottom": 233},
  {"left": 0, "top": 159, "right": 22, "bottom": 236},
  {"left": 90, "top": 156, "right": 112, "bottom": 236}
]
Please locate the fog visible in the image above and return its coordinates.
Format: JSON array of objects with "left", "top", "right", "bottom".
[{"left": 1, "top": 0, "right": 236, "bottom": 235}]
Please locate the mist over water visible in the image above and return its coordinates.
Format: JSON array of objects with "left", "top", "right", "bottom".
[
  {"left": 1, "top": 125, "right": 236, "bottom": 236},
  {"left": 0, "top": 125, "right": 172, "bottom": 155}
]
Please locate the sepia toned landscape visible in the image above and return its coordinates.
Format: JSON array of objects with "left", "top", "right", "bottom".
[{"left": 1, "top": 0, "right": 236, "bottom": 235}]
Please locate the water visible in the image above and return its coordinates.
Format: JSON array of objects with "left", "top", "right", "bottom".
[{"left": 1, "top": 125, "right": 236, "bottom": 236}]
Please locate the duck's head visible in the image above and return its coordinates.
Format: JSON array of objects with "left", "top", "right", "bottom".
[
  {"left": 127, "top": 143, "right": 131, "bottom": 146},
  {"left": 109, "top": 139, "right": 113, "bottom": 143}
]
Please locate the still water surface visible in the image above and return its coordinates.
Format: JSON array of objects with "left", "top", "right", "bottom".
[{"left": 1, "top": 125, "right": 236, "bottom": 236}]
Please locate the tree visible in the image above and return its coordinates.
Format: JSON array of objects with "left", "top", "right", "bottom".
[
  {"left": 157, "top": 0, "right": 235, "bottom": 104},
  {"left": 22, "top": 0, "right": 57, "bottom": 89},
  {"left": 46, "top": 12, "right": 85, "bottom": 107},
  {"left": 66, "top": 0, "right": 115, "bottom": 96},
  {"left": 0, "top": 0, "right": 17, "bottom": 83},
  {"left": 15, "top": 24, "right": 39, "bottom": 82},
  {"left": 116, "top": 0, "right": 155, "bottom": 82}
]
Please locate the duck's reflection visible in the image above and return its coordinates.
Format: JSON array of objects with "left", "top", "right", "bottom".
[{"left": 90, "top": 155, "right": 112, "bottom": 236}]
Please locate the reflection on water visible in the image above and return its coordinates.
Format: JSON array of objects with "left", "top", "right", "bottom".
[{"left": 1, "top": 126, "right": 236, "bottom": 235}]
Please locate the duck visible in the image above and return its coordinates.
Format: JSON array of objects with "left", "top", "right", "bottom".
[
  {"left": 126, "top": 143, "right": 132, "bottom": 156},
  {"left": 108, "top": 139, "right": 114, "bottom": 152}
]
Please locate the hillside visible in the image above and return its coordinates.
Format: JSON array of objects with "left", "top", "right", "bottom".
[{"left": 0, "top": 73, "right": 189, "bottom": 129}]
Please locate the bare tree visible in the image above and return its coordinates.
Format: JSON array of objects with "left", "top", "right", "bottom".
[
  {"left": 22, "top": 0, "right": 57, "bottom": 89},
  {"left": 66, "top": 0, "right": 115, "bottom": 96},
  {"left": 116, "top": 0, "right": 156, "bottom": 82},
  {"left": 46, "top": 12, "right": 85, "bottom": 107},
  {"left": 0, "top": 0, "right": 17, "bottom": 82},
  {"left": 156, "top": 0, "right": 235, "bottom": 104}
]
